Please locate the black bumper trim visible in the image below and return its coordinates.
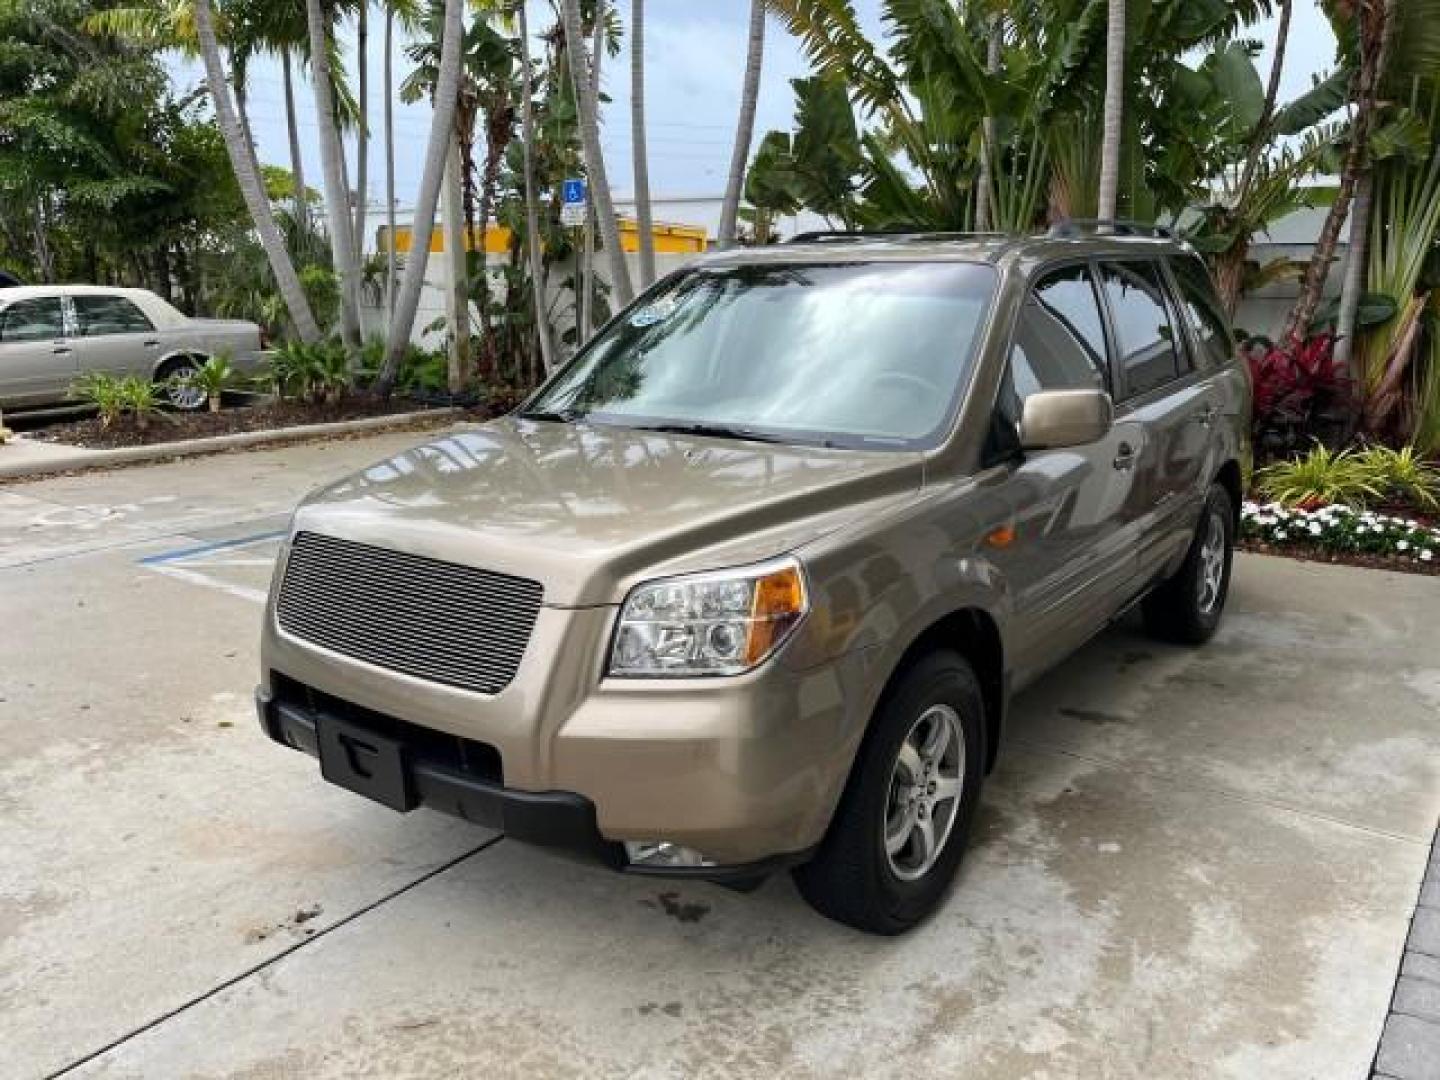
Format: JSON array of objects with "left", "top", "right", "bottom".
[{"left": 256, "top": 687, "right": 812, "bottom": 883}]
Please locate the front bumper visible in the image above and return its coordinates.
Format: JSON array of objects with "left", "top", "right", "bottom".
[{"left": 257, "top": 684, "right": 818, "bottom": 883}]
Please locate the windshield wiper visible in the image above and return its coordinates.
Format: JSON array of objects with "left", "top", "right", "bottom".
[
  {"left": 630, "top": 421, "right": 785, "bottom": 444},
  {"left": 516, "top": 406, "right": 585, "bottom": 423}
]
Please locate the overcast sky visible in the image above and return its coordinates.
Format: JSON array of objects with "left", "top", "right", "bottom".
[{"left": 171, "top": 1, "right": 1341, "bottom": 217}]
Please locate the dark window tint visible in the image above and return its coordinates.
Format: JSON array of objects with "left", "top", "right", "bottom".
[
  {"left": 999, "top": 265, "right": 1109, "bottom": 429},
  {"left": 73, "top": 295, "right": 153, "bottom": 336},
  {"left": 1170, "top": 256, "right": 1232, "bottom": 370},
  {"left": 1099, "top": 262, "right": 1182, "bottom": 397},
  {"left": 0, "top": 298, "right": 65, "bottom": 343}
]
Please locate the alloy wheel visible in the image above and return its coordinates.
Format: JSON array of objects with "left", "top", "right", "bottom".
[{"left": 883, "top": 703, "right": 965, "bottom": 882}]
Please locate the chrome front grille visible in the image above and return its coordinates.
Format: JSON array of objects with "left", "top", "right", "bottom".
[{"left": 276, "top": 531, "right": 543, "bottom": 695}]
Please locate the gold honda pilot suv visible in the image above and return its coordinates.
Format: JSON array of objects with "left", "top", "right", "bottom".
[{"left": 258, "top": 229, "right": 1250, "bottom": 934}]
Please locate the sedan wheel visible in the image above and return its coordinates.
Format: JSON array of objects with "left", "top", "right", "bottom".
[{"left": 160, "top": 360, "right": 205, "bottom": 411}]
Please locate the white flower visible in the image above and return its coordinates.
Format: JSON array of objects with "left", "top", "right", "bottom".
[
  {"left": 1398, "top": 540, "right": 1410, "bottom": 552},
  {"left": 1422, "top": 550, "right": 1434, "bottom": 562},
  {"left": 1309, "top": 522, "right": 1323, "bottom": 536},
  {"left": 1275, "top": 529, "right": 1288, "bottom": 540}
]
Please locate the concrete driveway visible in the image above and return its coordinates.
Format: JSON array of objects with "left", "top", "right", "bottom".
[{"left": 2, "top": 430, "right": 1436, "bottom": 1079}]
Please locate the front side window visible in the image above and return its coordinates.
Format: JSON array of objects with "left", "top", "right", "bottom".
[
  {"left": 73, "top": 295, "right": 154, "bottom": 336},
  {"left": 0, "top": 298, "right": 65, "bottom": 343},
  {"left": 1099, "top": 262, "right": 1182, "bottom": 398},
  {"left": 997, "top": 264, "right": 1109, "bottom": 433},
  {"left": 523, "top": 261, "right": 998, "bottom": 449},
  {"left": 1169, "top": 256, "right": 1232, "bottom": 370}
]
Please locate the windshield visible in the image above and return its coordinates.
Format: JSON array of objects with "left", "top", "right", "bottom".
[{"left": 523, "top": 261, "right": 998, "bottom": 449}]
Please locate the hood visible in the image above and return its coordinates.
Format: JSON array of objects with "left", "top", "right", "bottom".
[{"left": 292, "top": 417, "right": 925, "bottom": 607}]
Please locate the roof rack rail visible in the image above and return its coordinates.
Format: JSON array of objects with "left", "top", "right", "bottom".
[
  {"left": 1046, "top": 219, "right": 1173, "bottom": 239},
  {"left": 784, "top": 229, "right": 1010, "bottom": 244}
]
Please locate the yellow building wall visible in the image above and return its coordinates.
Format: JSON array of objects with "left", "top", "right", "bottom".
[{"left": 380, "top": 218, "right": 707, "bottom": 256}]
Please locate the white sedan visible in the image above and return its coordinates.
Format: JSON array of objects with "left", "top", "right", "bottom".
[{"left": 0, "top": 285, "right": 267, "bottom": 412}]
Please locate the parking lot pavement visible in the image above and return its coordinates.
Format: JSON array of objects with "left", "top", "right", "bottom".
[{"left": 3, "top": 434, "right": 1438, "bottom": 1079}]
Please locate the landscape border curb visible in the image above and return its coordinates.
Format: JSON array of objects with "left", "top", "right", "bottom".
[{"left": 0, "top": 407, "right": 464, "bottom": 483}]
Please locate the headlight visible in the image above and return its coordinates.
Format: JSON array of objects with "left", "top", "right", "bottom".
[{"left": 608, "top": 557, "right": 809, "bottom": 677}]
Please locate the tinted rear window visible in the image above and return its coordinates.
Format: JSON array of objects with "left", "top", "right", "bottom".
[{"left": 1169, "top": 256, "right": 1232, "bottom": 370}]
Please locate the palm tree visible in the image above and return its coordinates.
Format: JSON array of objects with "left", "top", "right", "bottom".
[
  {"left": 517, "top": 0, "right": 556, "bottom": 375},
  {"left": 1096, "top": 0, "right": 1125, "bottom": 221},
  {"left": 194, "top": 0, "right": 321, "bottom": 342},
  {"left": 631, "top": 0, "right": 655, "bottom": 287},
  {"left": 559, "top": 0, "right": 633, "bottom": 306},
  {"left": 974, "top": 13, "right": 1001, "bottom": 232},
  {"left": 718, "top": 0, "right": 766, "bottom": 249},
  {"left": 354, "top": 1, "right": 370, "bottom": 291},
  {"left": 280, "top": 49, "right": 309, "bottom": 226},
  {"left": 1283, "top": 0, "right": 1393, "bottom": 344},
  {"left": 383, "top": 2, "right": 397, "bottom": 317},
  {"left": 376, "top": 0, "right": 466, "bottom": 393},
  {"left": 306, "top": 0, "right": 362, "bottom": 348}
]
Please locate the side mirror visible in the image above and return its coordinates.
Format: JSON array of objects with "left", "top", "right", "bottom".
[{"left": 1019, "top": 389, "right": 1114, "bottom": 451}]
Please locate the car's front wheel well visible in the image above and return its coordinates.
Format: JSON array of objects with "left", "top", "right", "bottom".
[{"left": 884, "top": 608, "right": 1005, "bottom": 772}]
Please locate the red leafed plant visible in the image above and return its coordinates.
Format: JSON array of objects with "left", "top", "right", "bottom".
[{"left": 1244, "top": 332, "right": 1354, "bottom": 454}]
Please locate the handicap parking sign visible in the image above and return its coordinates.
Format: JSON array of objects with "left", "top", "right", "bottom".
[{"left": 562, "top": 178, "right": 587, "bottom": 205}]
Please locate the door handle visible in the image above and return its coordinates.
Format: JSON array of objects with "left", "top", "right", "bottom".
[
  {"left": 143, "top": 339, "right": 159, "bottom": 347},
  {"left": 1113, "top": 442, "right": 1136, "bottom": 471},
  {"left": 52, "top": 341, "right": 71, "bottom": 355}
]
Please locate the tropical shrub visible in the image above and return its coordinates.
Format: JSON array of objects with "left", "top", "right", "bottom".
[
  {"left": 1255, "top": 445, "right": 1385, "bottom": 508},
  {"left": 1353, "top": 444, "right": 1440, "bottom": 510},
  {"left": 1241, "top": 501, "right": 1438, "bottom": 564},
  {"left": 263, "top": 340, "right": 352, "bottom": 404},
  {"left": 68, "top": 372, "right": 161, "bottom": 430},
  {"left": 175, "top": 355, "right": 238, "bottom": 413},
  {"left": 1244, "top": 333, "right": 1352, "bottom": 453}
]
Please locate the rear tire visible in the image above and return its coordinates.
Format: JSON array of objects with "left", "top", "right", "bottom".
[
  {"left": 156, "top": 356, "right": 205, "bottom": 412},
  {"left": 793, "top": 650, "right": 985, "bottom": 934},
  {"left": 1142, "top": 483, "right": 1234, "bottom": 645}
]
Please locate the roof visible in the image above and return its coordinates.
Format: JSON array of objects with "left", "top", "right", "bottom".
[
  {"left": 692, "top": 231, "right": 1192, "bottom": 269},
  {"left": 0, "top": 284, "right": 164, "bottom": 303}
]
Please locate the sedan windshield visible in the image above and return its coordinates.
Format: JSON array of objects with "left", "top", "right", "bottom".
[{"left": 522, "top": 261, "right": 997, "bottom": 449}]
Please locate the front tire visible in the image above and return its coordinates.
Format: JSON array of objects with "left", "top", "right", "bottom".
[
  {"left": 793, "top": 650, "right": 985, "bottom": 934},
  {"left": 1142, "top": 483, "right": 1235, "bottom": 644}
]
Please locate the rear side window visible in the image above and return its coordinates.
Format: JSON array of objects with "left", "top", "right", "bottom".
[
  {"left": 73, "top": 295, "right": 154, "bottom": 336},
  {"left": 1169, "top": 256, "right": 1232, "bottom": 370},
  {"left": 0, "top": 298, "right": 65, "bottom": 343},
  {"left": 998, "top": 264, "right": 1109, "bottom": 429},
  {"left": 1098, "top": 262, "right": 1182, "bottom": 398}
]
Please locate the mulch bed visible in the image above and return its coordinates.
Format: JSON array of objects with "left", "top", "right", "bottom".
[
  {"left": 1238, "top": 539, "right": 1440, "bottom": 577},
  {"left": 28, "top": 395, "right": 489, "bottom": 450}
]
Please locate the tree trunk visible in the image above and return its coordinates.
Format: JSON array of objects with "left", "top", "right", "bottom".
[
  {"left": 580, "top": 8, "right": 605, "bottom": 341},
  {"left": 560, "top": 0, "right": 633, "bottom": 305},
  {"left": 1282, "top": 2, "right": 1391, "bottom": 345},
  {"left": 518, "top": 0, "right": 557, "bottom": 376},
  {"left": 306, "top": 0, "right": 362, "bottom": 348},
  {"left": 975, "top": 14, "right": 1002, "bottom": 232},
  {"left": 282, "top": 50, "right": 309, "bottom": 227},
  {"left": 1097, "top": 0, "right": 1125, "bottom": 221},
  {"left": 1236, "top": 0, "right": 1291, "bottom": 204},
  {"left": 384, "top": 6, "right": 397, "bottom": 320},
  {"left": 376, "top": 0, "right": 465, "bottom": 394},
  {"left": 631, "top": 0, "right": 656, "bottom": 287},
  {"left": 442, "top": 137, "right": 471, "bottom": 394},
  {"left": 194, "top": 0, "right": 321, "bottom": 343},
  {"left": 718, "top": 0, "right": 765, "bottom": 249},
  {"left": 353, "top": 0, "right": 369, "bottom": 278},
  {"left": 1334, "top": 170, "right": 1373, "bottom": 376}
]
